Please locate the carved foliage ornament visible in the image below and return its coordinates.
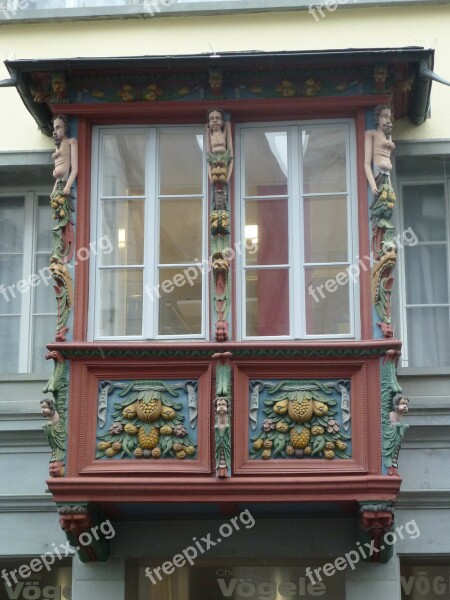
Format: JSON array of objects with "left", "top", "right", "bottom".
[
  {"left": 249, "top": 380, "right": 351, "bottom": 460},
  {"left": 96, "top": 380, "right": 198, "bottom": 460}
]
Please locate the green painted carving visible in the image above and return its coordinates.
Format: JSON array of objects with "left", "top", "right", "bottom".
[
  {"left": 249, "top": 380, "right": 351, "bottom": 460},
  {"left": 213, "top": 352, "right": 232, "bottom": 478},
  {"left": 381, "top": 350, "right": 410, "bottom": 475},
  {"left": 55, "top": 345, "right": 391, "bottom": 360},
  {"left": 50, "top": 181, "right": 75, "bottom": 262},
  {"left": 49, "top": 116, "right": 77, "bottom": 342},
  {"left": 41, "top": 351, "right": 68, "bottom": 478},
  {"left": 207, "top": 109, "right": 233, "bottom": 342},
  {"left": 96, "top": 381, "right": 197, "bottom": 460},
  {"left": 365, "top": 104, "right": 397, "bottom": 339},
  {"left": 57, "top": 505, "right": 111, "bottom": 562}
]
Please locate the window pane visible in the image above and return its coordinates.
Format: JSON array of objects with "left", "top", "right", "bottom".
[
  {"left": 303, "top": 127, "right": 347, "bottom": 193},
  {"left": 36, "top": 195, "right": 52, "bottom": 252},
  {"left": 159, "top": 131, "right": 204, "bottom": 196},
  {"left": 33, "top": 254, "right": 56, "bottom": 314},
  {"left": 0, "top": 255, "right": 24, "bottom": 314},
  {"left": 245, "top": 199, "right": 288, "bottom": 265},
  {"left": 403, "top": 183, "right": 446, "bottom": 242},
  {"left": 305, "top": 267, "right": 350, "bottom": 335},
  {"left": 102, "top": 133, "right": 146, "bottom": 197},
  {"left": 0, "top": 316, "right": 20, "bottom": 373},
  {"left": 243, "top": 130, "right": 288, "bottom": 196},
  {"left": 99, "top": 269, "right": 143, "bottom": 336},
  {"left": 0, "top": 196, "right": 24, "bottom": 252},
  {"left": 405, "top": 245, "right": 448, "bottom": 304},
  {"left": 158, "top": 268, "right": 202, "bottom": 335},
  {"left": 160, "top": 199, "right": 202, "bottom": 264},
  {"left": 304, "top": 195, "right": 348, "bottom": 263},
  {"left": 246, "top": 269, "right": 289, "bottom": 336},
  {"left": 32, "top": 315, "right": 55, "bottom": 373},
  {"left": 407, "top": 307, "right": 450, "bottom": 367},
  {"left": 101, "top": 199, "right": 144, "bottom": 266}
]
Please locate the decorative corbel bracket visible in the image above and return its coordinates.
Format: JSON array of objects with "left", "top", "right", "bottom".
[
  {"left": 358, "top": 502, "right": 395, "bottom": 563},
  {"left": 57, "top": 504, "right": 112, "bottom": 562}
]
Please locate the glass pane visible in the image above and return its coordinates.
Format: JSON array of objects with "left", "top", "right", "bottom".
[
  {"left": 160, "top": 199, "right": 202, "bottom": 264},
  {"left": 33, "top": 254, "right": 56, "bottom": 314},
  {"left": 36, "top": 195, "right": 53, "bottom": 252},
  {"left": 304, "top": 195, "right": 348, "bottom": 263},
  {"left": 32, "top": 315, "right": 55, "bottom": 373},
  {"left": 403, "top": 183, "right": 446, "bottom": 242},
  {"left": 0, "top": 316, "right": 20, "bottom": 373},
  {"left": 303, "top": 126, "right": 347, "bottom": 193},
  {"left": 407, "top": 307, "right": 450, "bottom": 367},
  {"left": 0, "top": 196, "right": 24, "bottom": 252},
  {"left": 305, "top": 267, "right": 350, "bottom": 335},
  {"left": 159, "top": 131, "right": 204, "bottom": 196},
  {"left": 405, "top": 245, "right": 448, "bottom": 304},
  {"left": 0, "top": 255, "right": 24, "bottom": 314},
  {"left": 245, "top": 199, "right": 288, "bottom": 265},
  {"left": 101, "top": 199, "right": 144, "bottom": 265},
  {"left": 102, "top": 133, "right": 146, "bottom": 197},
  {"left": 246, "top": 269, "right": 289, "bottom": 336},
  {"left": 99, "top": 269, "right": 143, "bottom": 336},
  {"left": 158, "top": 268, "right": 202, "bottom": 335},
  {"left": 243, "top": 130, "right": 288, "bottom": 196}
]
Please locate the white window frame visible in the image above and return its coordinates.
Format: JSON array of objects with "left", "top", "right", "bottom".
[
  {"left": 0, "top": 188, "right": 55, "bottom": 373},
  {"left": 89, "top": 125, "right": 208, "bottom": 341},
  {"left": 397, "top": 177, "right": 450, "bottom": 368},
  {"left": 235, "top": 119, "right": 359, "bottom": 341}
]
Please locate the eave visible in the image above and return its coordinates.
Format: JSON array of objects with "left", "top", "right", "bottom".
[{"left": 1, "top": 47, "right": 445, "bottom": 135}]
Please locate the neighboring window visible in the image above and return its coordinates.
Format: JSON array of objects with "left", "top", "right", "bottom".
[
  {"left": 237, "top": 121, "right": 358, "bottom": 339},
  {"left": 397, "top": 155, "right": 450, "bottom": 367},
  {"left": 90, "top": 126, "right": 207, "bottom": 340},
  {"left": 0, "top": 192, "right": 56, "bottom": 374},
  {"left": 400, "top": 559, "right": 450, "bottom": 599}
]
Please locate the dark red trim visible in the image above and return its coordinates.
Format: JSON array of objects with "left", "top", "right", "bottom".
[
  {"left": 52, "top": 95, "right": 391, "bottom": 123},
  {"left": 73, "top": 117, "right": 92, "bottom": 341},
  {"left": 47, "top": 474, "right": 401, "bottom": 504},
  {"left": 47, "top": 339, "right": 402, "bottom": 355},
  {"left": 67, "top": 360, "right": 212, "bottom": 477},
  {"left": 356, "top": 108, "right": 372, "bottom": 340}
]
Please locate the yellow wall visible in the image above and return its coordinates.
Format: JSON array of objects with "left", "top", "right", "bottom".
[{"left": 1, "top": 4, "right": 450, "bottom": 151}]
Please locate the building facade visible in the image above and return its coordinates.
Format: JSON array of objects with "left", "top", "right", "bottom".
[{"left": 1, "top": 2, "right": 450, "bottom": 600}]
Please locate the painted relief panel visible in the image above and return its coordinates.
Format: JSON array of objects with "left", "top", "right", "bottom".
[
  {"left": 96, "top": 380, "right": 198, "bottom": 461},
  {"left": 249, "top": 380, "right": 352, "bottom": 460}
]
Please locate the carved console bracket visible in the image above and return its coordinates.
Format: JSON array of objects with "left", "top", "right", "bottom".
[
  {"left": 212, "top": 352, "right": 232, "bottom": 478},
  {"left": 41, "top": 351, "right": 68, "bottom": 478},
  {"left": 382, "top": 349, "right": 410, "bottom": 476},
  {"left": 57, "top": 504, "right": 112, "bottom": 562},
  {"left": 358, "top": 502, "right": 395, "bottom": 563}
]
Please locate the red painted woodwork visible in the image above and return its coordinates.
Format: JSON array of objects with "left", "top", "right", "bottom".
[
  {"left": 67, "top": 360, "right": 212, "bottom": 476},
  {"left": 233, "top": 358, "right": 376, "bottom": 475},
  {"left": 46, "top": 340, "right": 402, "bottom": 506}
]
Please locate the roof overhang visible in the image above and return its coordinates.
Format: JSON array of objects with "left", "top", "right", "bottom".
[{"left": 2, "top": 47, "right": 446, "bottom": 135}]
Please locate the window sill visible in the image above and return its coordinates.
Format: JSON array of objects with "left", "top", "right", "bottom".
[
  {"left": 398, "top": 366, "right": 450, "bottom": 377},
  {"left": 0, "top": 373, "right": 51, "bottom": 383}
]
